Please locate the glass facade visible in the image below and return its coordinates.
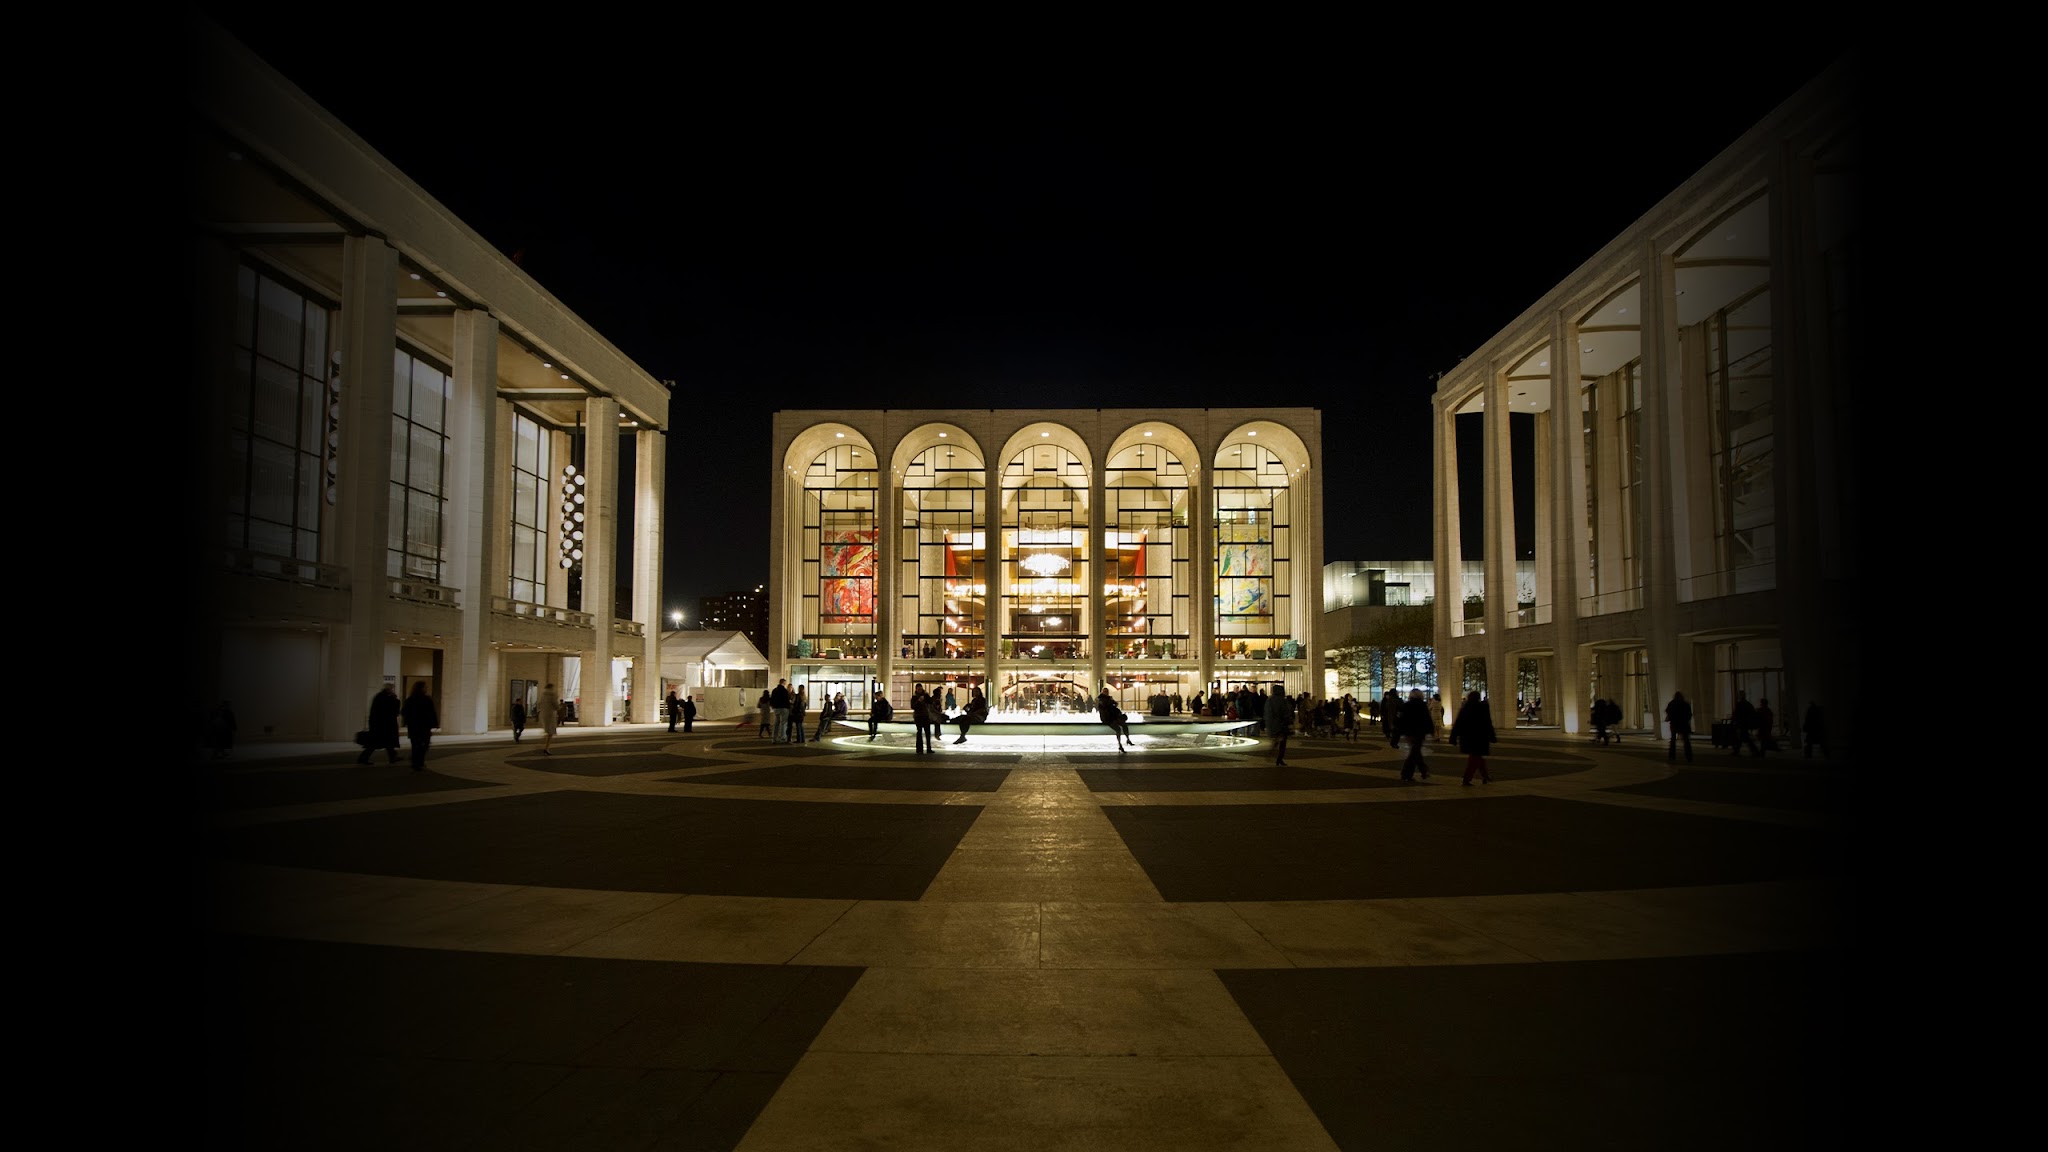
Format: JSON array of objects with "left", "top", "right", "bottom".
[
  {"left": 1707, "top": 289, "right": 1775, "bottom": 575},
  {"left": 898, "top": 441, "right": 986, "bottom": 660},
  {"left": 508, "top": 412, "right": 550, "bottom": 604},
  {"left": 1103, "top": 440, "right": 1190, "bottom": 659},
  {"left": 1212, "top": 440, "right": 1291, "bottom": 652},
  {"left": 1001, "top": 443, "right": 1088, "bottom": 661},
  {"left": 227, "top": 263, "right": 333, "bottom": 563},
  {"left": 799, "top": 443, "right": 876, "bottom": 658},
  {"left": 388, "top": 347, "right": 450, "bottom": 582}
]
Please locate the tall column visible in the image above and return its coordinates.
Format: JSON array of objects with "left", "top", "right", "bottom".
[
  {"left": 1432, "top": 393, "right": 1459, "bottom": 694},
  {"left": 325, "top": 235, "right": 399, "bottom": 740},
  {"left": 1299, "top": 428, "right": 1324, "bottom": 696},
  {"left": 1550, "top": 311, "right": 1586, "bottom": 735},
  {"left": 982, "top": 461, "right": 1002, "bottom": 698},
  {"left": 632, "top": 427, "right": 665, "bottom": 724},
  {"left": 1483, "top": 363, "right": 1513, "bottom": 706},
  {"left": 1639, "top": 237, "right": 1686, "bottom": 737},
  {"left": 445, "top": 307, "right": 499, "bottom": 735},
  {"left": 1088, "top": 456, "right": 1106, "bottom": 697},
  {"left": 580, "top": 396, "right": 620, "bottom": 726},
  {"left": 1191, "top": 461, "right": 1212, "bottom": 698},
  {"left": 875, "top": 450, "right": 896, "bottom": 695}
]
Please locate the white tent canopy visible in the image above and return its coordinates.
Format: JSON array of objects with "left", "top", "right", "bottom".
[{"left": 659, "top": 629, "right": 768, "bottom": 688}]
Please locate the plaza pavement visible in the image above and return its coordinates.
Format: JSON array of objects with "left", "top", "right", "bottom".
[{"left": 194, "top": 715, "right": 1866, "bottom": 1151}]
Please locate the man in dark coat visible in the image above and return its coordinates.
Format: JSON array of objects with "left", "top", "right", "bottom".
[
  {"left": 1097, "top": 687, "right": 1133, "bottom": 753},
  {"left": 1451, "top": 690, "right": 1497, "bottom": 785},
  {"left": 1381, "top": 689, "right": 1403, "bottom": 747},
  {"left": 1398, "top": 688, "right": 1434, "bottom": 782},
  {"left": 1666, "top": 691, "right": 1694, "bottom": 763},
  {"left": 681, "top": 694, "right": 696, "bottom": 733},
  {"left": 400, "top": 681, "right": 439, "bottom": 771},
  {"left": 358, "top": 685, "right": 401, "bottom": 765},
  {"left": 666, "top": 690, "right": 682, "bottom": 732}
]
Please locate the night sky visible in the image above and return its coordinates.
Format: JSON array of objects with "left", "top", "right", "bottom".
[{"left": 197, "top": 14, "right": 1851, "bottom": 613}]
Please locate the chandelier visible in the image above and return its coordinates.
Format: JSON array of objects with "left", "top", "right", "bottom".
[{"left": 1019, "top": 552, "right": 1070, "bottom": 577}]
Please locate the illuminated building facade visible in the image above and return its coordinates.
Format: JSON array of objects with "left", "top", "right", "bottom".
[{"left": 770, "top": 410, "right": 1323, "bottom": 715}]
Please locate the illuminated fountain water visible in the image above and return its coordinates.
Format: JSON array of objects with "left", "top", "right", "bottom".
[{"left": 825, "top": 712, "right": 1259, "bottom": 753}]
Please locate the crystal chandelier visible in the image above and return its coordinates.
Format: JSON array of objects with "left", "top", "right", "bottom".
[{"left": 1019, "top": 552, "right": 1070, "bottom": 577}]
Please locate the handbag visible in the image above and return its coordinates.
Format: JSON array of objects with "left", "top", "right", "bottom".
[{"left": 355, "top": 730, "right": 372, "bottom": 748}]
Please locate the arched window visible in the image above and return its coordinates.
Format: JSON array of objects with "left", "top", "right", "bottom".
[
  {"left": 899, "top": 441, "right": 986, "bottom": 659},
  {"left": 1213, "top": 440, "right": 1290, "bottom": 651},
  {"left": 800, "top": 443, "right": 877, "bottom": 655},
  {"left": 1104, "top": 440, "right": 1190, "bottom": 659},
  {"left": 1002, "top": 442, "right": 1087, "bottom": 660}
]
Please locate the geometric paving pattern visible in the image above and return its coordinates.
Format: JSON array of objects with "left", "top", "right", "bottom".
[{"left": 197, "top": 725, "right": 1863, "bottom": 1149}]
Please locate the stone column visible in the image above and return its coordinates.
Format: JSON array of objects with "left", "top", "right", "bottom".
[
  {"left": 444, "top": 307, "right": 498, "bottom": 734},
  {"left": 580, "top": 396, "right": 620, "bottom": 726},
  {"left": 1550, "top": 311, "right": 1586, "bottom": 735},
  {"left": 875, "top": 447, "right": 897, "bottom": 695},
  {"left": 1191, "top": 456, "right": 1212, "bottom": 699},
  {"left": 633, "top": 426, "right": 665, "bottom": 724},
  {"left": 1088, "top": 454, "right": 1107, "bottom": 697},
  {"left": 1638, "top": 236, "right": 1685, "bottom": 737},
  {"left": 326, "top": 234, "right": 399, "bottom": 740},
  {"left": 1432, "top": 391, "right": 1459, "bottom": 697},
  {"left": 983, "top": 458, "right": 1002, "bottom": 701},
  {"left": 1483, "top": 361, "right": 1512, "bottom": 708}
]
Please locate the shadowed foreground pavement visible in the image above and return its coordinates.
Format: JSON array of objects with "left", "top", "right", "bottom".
[{"left": 193, "top": 721, "right": 1869, "bottom": 1150}]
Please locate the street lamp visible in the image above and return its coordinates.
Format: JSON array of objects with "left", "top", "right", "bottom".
[{"left": 670, "top": 610, "right": 684, "bottom": 630}]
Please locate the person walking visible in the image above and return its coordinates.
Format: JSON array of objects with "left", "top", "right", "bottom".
[
  {"left": 666, "top": 689, "right": 682, "bottom": 733},
  {"left": 952, "top": 685, "right": 990, "bottom": 744},
  {"left": 757, "top": 690, "right": 772, "bottom": 738},
  {"left": 790, "top": 685, "right": 809, "bottom": 745},
  {"left": 868, "top": 691, "right": 892, "bottom": 740},
  {"left": 1802, "top": 701, "right": 1830, "bottom": 759},
  {"left": 681, "top": 693, "right": 696, "bottom": 733},
  {"left": 1451, "top": 690, "right": 1497, "bottom": 785},
  {"left": 401, "top": 681, "right": 439, "bottom": 771},
  {"left": 1754, "top": 698, "right": 1777, "bottom": 755},
  {"left": 358, "top": 684, "right": 401, "bottom": 765},
  {"left": 1264, "top": 684, "right": 1291, "bottom": 766},
  {"left": 1591, "top": 698, "right": 1611, "bottom": 745},
  {"left": 539, "top": 681, "right": 561, "bottom": 755},
  {"left": 1665, "top": 690, "right": 1694, "bottom": 763},
  {"left": 1428, "top": 692, "right": 1446, "bottom": 742},
  {"left": 1398, "top": 688, "right": 1434, "bottom": 782},
  {"left": 510, "top": 695, "right": 527, "bottom": 743},
  {"left": 910, "top": 684, "right": 935, "bottom": 754},
  {"left": 770, "top": 679, "right": 792, "bottom": 742},
  {"left": 1729, "top": 690, "right": 1762, "bottom": 757},
  {"left": 1096, "top": 686, "right": 1133, "bottom": 753},
  {"left": 1381, "top": 689, "right": 1402, "bottom": 747}
]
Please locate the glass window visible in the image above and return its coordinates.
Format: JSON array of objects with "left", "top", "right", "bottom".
[
  {"left": 1002, "top": 443, "right": 1088, "bottom": 661},
  {"left": 1104, "top": 440, "right": 1189, "bottom": 660},
  {"left": 1213, "top": 440, "right": 1291, "bottom": 649},
  {"left": 225, "top": 263, "right": 333, "bottom": 559},
  {"left": 388, "top": 346, "right": 450, "bottom": 583},
  {"left": 800, "top": 443, "right": 877, "bottom": 657},
  {"left": 899, "top": 441, "right": 985, "bottom": 660}
]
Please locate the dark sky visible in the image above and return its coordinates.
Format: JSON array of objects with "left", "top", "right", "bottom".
[{"left": 199, "top": 14, "right": 1850, "bottom": 613}]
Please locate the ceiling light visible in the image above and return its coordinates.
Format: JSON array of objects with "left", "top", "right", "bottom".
[
  {"left": 836, "top": 432, "right": 844, "bottom": 438},
  {"left": 560, "top": 373, "right": 569, "bottom": 380},
  {"left": 1041, "top": 431, "right": 1050, "bottom": 437},
  {"left": 409, "top": 273, "right": 421, "bottom": 281},
  {"left": 1020, "top": 552, "right": 1070, "bottom": 577}
]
